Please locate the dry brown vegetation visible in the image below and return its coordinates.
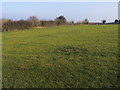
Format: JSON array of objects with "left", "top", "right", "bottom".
[{"left": 35, "top": 26, "right": 45, "bottom": 29}]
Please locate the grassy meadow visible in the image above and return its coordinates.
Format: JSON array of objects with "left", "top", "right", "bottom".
[{"left": 2, "top": 25, "right": 118, "bottom": 88}]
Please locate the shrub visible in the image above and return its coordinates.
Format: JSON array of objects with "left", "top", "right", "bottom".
[
  {"left": 27, "top": 16, "right": 40, "bottom": 27},
  {"left": 40, "top": 20, "right": 55, "bottom": 26},
  {"left": 55, "top": 15, "right": 67, "bottom": 25},
  {"left": 2, "top": 20, "right": 33, "bottom": 32},
  {"left": 82, "top": 19, "right": 89, "bottom": 24}
]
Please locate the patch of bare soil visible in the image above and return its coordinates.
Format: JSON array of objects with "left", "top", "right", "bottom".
[{"left": 35, "top": 26, "right": 45, "bottom": 29}]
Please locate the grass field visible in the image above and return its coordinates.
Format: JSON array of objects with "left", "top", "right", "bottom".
[{"left": 2, "top": 25, "right": 118, "bottom": 88}]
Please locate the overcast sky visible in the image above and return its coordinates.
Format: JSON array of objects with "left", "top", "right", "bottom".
[{"left": 2, "top": 2, "right": 118, "bottom": 22}]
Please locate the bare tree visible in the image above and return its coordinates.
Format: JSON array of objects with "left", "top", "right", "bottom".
[{"left": 27, "top": 16, "right": 40, "bottom": 27}]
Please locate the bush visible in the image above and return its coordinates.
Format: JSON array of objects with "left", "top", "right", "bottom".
[
  {"left": 82, "top": 19, "right": 89, "bottom": 24},
  {"left": 27, "top": 16, "right": 40, "bottom": 27},
  {"left": 55, "top": 15, "right": 67, "bottom": 25},
  {"left": 2, "top": 20, "right": 33, "bottom": 32},
  {"left": 40, "top": 20, "right": 55, "bottom": 26}
]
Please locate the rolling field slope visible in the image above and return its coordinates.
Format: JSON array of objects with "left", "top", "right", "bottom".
[{"left": 2, "top": 25, "right": 118, "bottom": 88}]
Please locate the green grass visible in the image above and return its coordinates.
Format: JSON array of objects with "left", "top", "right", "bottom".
[{"left": 2, "top": 25, "right": 118, "bottom": 88}]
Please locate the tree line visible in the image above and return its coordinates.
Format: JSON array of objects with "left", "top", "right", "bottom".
[
  {"left": 1, "top": 16, "right": 68, "bottom": 32},
  {"left": 1, "top": 15, "right": 120, "bottom": 32}
]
